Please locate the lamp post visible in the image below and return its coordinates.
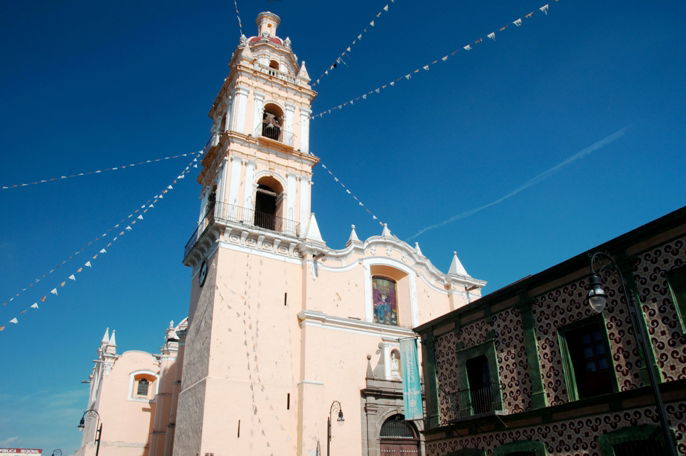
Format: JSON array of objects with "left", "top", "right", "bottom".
[
  {"left": 78, "top": 409, "right": 103, "bottom": 456},
  {"left": 587, "top": 251, "right": 676, "bottom": 456},
  {"left": 326, "top": 400, "right": 345, "bottom": 456}
]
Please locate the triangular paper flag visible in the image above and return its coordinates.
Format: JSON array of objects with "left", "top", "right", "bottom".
[
  {"left": 60, "top": 281, "right": 66, "bottom": 287},
  {"left": 540, "top": 4, "right": 549, "bottom": 14},
  {"left": 513, "top": 18, "right": 522, "bottom": 26},
  {"left": 423, "top": 65, "right": 430, "bottom": 71},
  {"left": 68, "top": 274, "right": 76, "bottom": 281},
  {"left": 10, "top": 318, "right": 18, "bottom": 324},
  {"left": 100, "top": 249, "right": 107, "bottom": 254},
  {"left": 464, "top": 45, "right": 472, "bottom": 51},
  {"left": 125, "top": 226, "right": 132, "bottom": 231},
  {"left": 85, "top": 261, "right": 92, "bottom": 267},
  {"left": 40, "top": 296, "right": 47, "bottom": 302},
  {"left": 383, "top": 4, "right": 389, "bottom": 11},
  {"left": 50, "top": 288, "right": 58, "bottom": 295},
  {"left": 31, "top": 303, "right": 39, "bottom": 309},
  {"left": 487, "top": 32, "right": 496, "bottom": 40}
]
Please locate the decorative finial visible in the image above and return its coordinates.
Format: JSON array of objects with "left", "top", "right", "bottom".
[
  {"left": 415, "top": 242, "right": 423, "bottom": 256},
  {"left": 347, "top": 224, "right": 360, "bottom": 245}
]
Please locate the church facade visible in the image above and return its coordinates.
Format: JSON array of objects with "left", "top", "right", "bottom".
[{"left": 76, "top": 12, "right": 484, "bottom": 456}]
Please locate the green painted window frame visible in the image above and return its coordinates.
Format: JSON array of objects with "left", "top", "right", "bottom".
[
  {"left": 597, "top": 424, "right": 673, "bottom": 455},
  {"left": 666, "top": 264, "right": 686, "bottom": 333},
  {"left": 557, "top": 315, "right": 618, "bottom": 402},
  {"left": 493, "top": 440, "right": 547, "bottom": 456},
  {"left": 448, "top": 449, "right": 486, "bottom": 456},
  {"left": 456, "top": 339, "right": 502, "bottom": 417}
]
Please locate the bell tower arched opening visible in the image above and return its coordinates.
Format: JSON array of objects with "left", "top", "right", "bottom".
[
  {"left": 254, "top": 176, "right": 284, "bottom": 231},
  {"left": 262, "top": 103, "right": 284, "bottom": 141}
]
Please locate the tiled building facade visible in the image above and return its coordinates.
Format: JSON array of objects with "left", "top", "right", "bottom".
[{"left": 416, "top": 207, "right": 686, "bottom": 456}]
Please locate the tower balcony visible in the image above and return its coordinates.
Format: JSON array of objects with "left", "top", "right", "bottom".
[
  {"left": 183, "top": 202, "right": 300, "bottom": 261},
  {"left": 255, "top": 122, "right": 294, "bottom": 147}
]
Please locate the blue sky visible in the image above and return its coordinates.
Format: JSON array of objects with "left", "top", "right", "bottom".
[{"left": 1, "top": 0, "right": 684, "bottom": 452}]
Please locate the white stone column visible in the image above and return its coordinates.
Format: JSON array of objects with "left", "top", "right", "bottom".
[
  {"left": 227, "top": 156, "right": 242, "bottom": 221},
  {"left": 215, "top": 158, "right": 229, "bottom": 219},
  {"left": 363, "top": 263, "right": 373, "bottom": 322},
  {"left": 409, "top": 272, "right": 419, "bottom": 327},
  {"left": 284, "top": 103, "right": 295, "bottom": 145},
  {"left": 286, "top": 173, "right": 297, "bottom": 235},
  {"left": 242, "top": 160, "right": 256, "bottom": 223},
  {"left": 234, "top": 87, "right": 250, "bottom": 134},
  {"left": 298, "top": 177, "right": 311, "bottom": 236},
  {"left": 224, "top": 96, "right": 233, "bottom": 132},
  {"left": 252, "top": 93, "right": 265, "bottom": 137},
  {"left": 299, "top": 108, "right": 311, "bottom": 153}
]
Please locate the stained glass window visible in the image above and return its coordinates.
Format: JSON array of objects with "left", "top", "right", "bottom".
[{"left": 372, "top": 276, "right": 398, "bottom": 326}]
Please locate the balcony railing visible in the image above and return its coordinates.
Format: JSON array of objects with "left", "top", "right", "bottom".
[
  {"left": 451, "top": 383, "right": 502, "bottom": 418},
  {"left": 184, "top": 202, "right": 300, "bottom": 259},
  {"left": 255, "top": 64, "right": 298, "bottom": 84},
  {"left": 255, "top": 123, "right": 294, "bottom": 146}
]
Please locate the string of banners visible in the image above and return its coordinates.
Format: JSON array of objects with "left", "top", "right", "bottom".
[
  {"left": 319, "top": 161, "right": 385, "bottom": 227},
  {"left": 312, "top": 0, "right": 397, "bottom": 87},
  {"left": 233, "top": 0, "right": 244, "bottom": 37},
  {"left": 312, "top": 1, "right": 557, "bottom": 119},
  {"left": 0, "top": 148, "right": 205, "bottom": 333},
  {"left": 1, "top": 152, "right": 193, "bottom": 191}
]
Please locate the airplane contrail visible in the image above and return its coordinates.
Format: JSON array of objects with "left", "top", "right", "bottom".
[{"left": 407, "top": 127, "right": 629, "bottom": 241}]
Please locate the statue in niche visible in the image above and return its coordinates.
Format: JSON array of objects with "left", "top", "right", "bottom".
[{"left": 390, "top": 350, "right": 401, "bottom": 380}]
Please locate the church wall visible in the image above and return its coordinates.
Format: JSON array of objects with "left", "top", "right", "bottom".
[
  {"left": 172, "top": 254, "right": 218, "bottom": 456},
  {"left": 298, "top": 322, "right": 399, "bottom": 456},
  {"left": 96, "top": 351, "right": 158, "bottom": 455}
]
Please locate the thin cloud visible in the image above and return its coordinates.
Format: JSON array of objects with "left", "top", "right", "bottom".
[{"left": 408, "top": 127, "right": 629, "bottom": 241}]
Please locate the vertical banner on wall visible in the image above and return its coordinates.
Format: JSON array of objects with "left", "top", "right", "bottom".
[{"left": 400, "top": 337, "right": 424, "bottom": 420}]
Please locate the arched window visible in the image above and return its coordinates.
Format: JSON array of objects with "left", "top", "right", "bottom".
[
  {"left": 130, "top": 372, "right": 157, "bottom": 400},
  {"left": 269, "top": 60, "right": 279, "bottom": 70},
  {"left": 137, "top": 378, "right": 149, "bottom": 396},
  {"left": 372, "top": 276, "right": 398, "bottom": 326},
  {"left": 262, "top": 103, "right": 284, "bottom": 141},
  {"left": 380, "top": 415, "right": 419, "bottom": 456},
  {"left": 254, "top": 176, "right": 284, "bottom": 232}
]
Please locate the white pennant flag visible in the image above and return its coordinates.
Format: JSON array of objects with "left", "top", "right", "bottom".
[
  {"left": 370, "top": 20, "right": 375, "bottom": 27},
  {"left": 10, "top": 317, "right": 18, "bottom": 324},
  {"left": 50, "top": 288, "right": 58, "bottom": 295},
  {"left": 99, "top": 249, "right": 107, "bottom": 254},
  {"left": 362, "top": 94, "right": 367, "bottom": 99},
  {"left": 383, "top": 4, "right": 389, "bottom": 11},
  {"left": 31, "top": 303, "right": 39, "bottom": 309},
  {"left": 540, "top": 4, "right": 549, "bottom": 14},
  {"left": 137, "top": 215, "right": 143, "bottom": 220},
  {"left": 375, "top": 88, "right": 380, "bottom": 94},
  {"left": 125, "top": 226, "right": 132, "bottom": 231},
  {"left": 85, "top": 261, "right": 92, "bottom": 267},
  {"left": 167, "top": 185, "right": 173, "bottom": 190},
  {"left": 405, "top": 74, "right": 411, "bottom": 80},
  {"left": 68, "top": 274, "right": 76, "bottom": 281},
  {"left": 487, "top": 32, "right": 496, "bottom": 41},
  {"left": 357, "top": 34, "right": 362, "bottom": 40},
  {"left": 390, "top": 81, "right": 395, "bottom": 86},
  {"left": 442, "top": 55, "right": 449, "bottom": 61},
  {"left": 423, "top": 65, "right": 430, "bottom": 71},
  {"left": 513, "top": 18, "right": 523, "bottom": 26},
  {"left": 464, "top": 45, "right": 472, "bottom": 51}
]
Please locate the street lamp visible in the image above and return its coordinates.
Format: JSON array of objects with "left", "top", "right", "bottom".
[
  {"left": 587, "top": 251, "right": 677, "bottom": 456},
  {"left": 326, "top": 400, "right": 345, "bottom": 456},
  {"left": 78, "top": 409, "right": 103, "bottom": 456}
]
